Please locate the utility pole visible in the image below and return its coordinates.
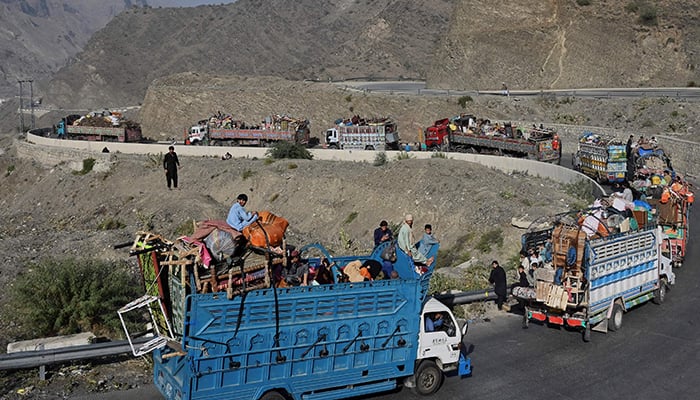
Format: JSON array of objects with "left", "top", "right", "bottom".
[{"left": 17, "top": 79, "right": 35, "bottom": 133}]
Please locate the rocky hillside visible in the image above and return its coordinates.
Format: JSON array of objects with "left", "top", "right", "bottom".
[
  {"left": 0, "top": 0, "right": 234, "bottom": 100},
  {"left": 37, "top": 0, "right": 699, "bottom": 111},
  {"left": 429, "top": 0, "right": 700, "bottom": 90}
]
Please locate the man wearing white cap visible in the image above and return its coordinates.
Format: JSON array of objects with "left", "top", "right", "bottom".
[{"left": 397, "top": 214, "right": 433, "bottom": 266}]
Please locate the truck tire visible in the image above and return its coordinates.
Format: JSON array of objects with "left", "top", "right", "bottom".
[
  {"left": 653, "top": 278, "right": 668, "bottom": 304},
  {"left": 413, "top": 360, "right": 443, "bottom": 396},
  {"left": 583, "top": 324, "right": 591, "bottom": 342},
  {"left": 260, "top": 390, "right": 286, "bottom": 400},
  {"left": 608, "top": 303, "right": 623, "bottom": 332}
]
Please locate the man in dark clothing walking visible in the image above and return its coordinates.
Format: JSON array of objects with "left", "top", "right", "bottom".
[
  {"left": 163, "top": 146, "right": 180, "bottom": 189},
  {"left": 488, "top": 260, "right": 508, "bottom": 310}
]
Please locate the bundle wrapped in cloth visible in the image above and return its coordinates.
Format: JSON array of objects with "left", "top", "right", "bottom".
[{"left": 243, "top": 211, "right": 289, "bottom": 248}]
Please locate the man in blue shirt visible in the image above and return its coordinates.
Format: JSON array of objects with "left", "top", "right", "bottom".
[
  {"left": 425, "top": 312, "right": 444, "bottom": 332},
  {"left": 226, "top": 193, "right": 258, "bottom": 231}
]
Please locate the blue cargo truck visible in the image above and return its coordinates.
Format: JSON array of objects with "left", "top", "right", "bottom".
[{"left": 119, "top": 236, "right": 471, "bottom": 400}]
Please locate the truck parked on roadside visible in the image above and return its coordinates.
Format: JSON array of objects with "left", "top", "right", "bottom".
[
  {"left": 56, "top": 112, "right": 142, "bottom": 142},
  {"left": 118, "top": 226, "right": 471, "bottom": 400},
  {"left": 424, "top": 116, "right": 561, "bottom": 163},
  {"left": 573, "top": 132, "right": 626, "bottom": 183},
  {"left": 187, "top": 115, "right": 311, "bottom": 147},
  {"left": 325, "top": 116, "right": 400, "bottom": 150},
  {"left": 516, "top": 210, "right": 675, "bottom": 342}
]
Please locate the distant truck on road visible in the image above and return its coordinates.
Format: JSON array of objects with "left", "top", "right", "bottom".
[
  {"left": 573, "top": 132, "right": 627, "bottom": 183},
  {"left": 325, "top": 116, "right": 400, "bottom": 150},
  {"left": 187, "top": 116, "right": 311, "bottom": 147},
  {"left": 56, "top": 112, "right": 142, "bottom": 142},
  {"left": 425, "top": 116, "right": 561, "bottom": 163},
  {"left": 119, "top": 231, "right": 471, "bottom": 400}
]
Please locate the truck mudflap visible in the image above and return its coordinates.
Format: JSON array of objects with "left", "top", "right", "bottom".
[
  {"left": 527, "top": 309, "right": 586, "bottom": 328},
  {"left": 458, "top": 349, "right": 472, "bottom": 376}
]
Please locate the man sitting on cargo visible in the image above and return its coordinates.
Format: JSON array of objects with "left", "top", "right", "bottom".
[
  {"left": 282, "top": 250, "right": 309, "bottom": 286},
  {"left": 226, "top": 193, "right": 258, "bottom": 231}
]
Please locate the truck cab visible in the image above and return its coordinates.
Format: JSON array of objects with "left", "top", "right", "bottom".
[{"left": 188, "top": 125, "right": 208, "bottom": 144}]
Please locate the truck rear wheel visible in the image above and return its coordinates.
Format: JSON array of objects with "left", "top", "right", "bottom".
[
  {"left": 653, "top": 278, "right": 667, "bottom": 304},
  {"left": 608, "top": 303, "right": 623, "bottom": 332},
  {"left": 413, "top": 360, "right": 443, "bottom": 396}
]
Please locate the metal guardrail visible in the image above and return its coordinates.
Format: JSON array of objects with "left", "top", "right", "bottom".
[{"left": 0, "top": 337, "right": 150, "bottom": 372}]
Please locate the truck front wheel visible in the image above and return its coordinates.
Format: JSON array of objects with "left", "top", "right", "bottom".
[
  {"left": 608, "top": 303, "right": 623, "bottom": 332},
  {"left": 653, "top": 278, "right": 668, "bottom": 304},
  {"left": 413, "top": 360, "right": 443, "bottom": 396}
]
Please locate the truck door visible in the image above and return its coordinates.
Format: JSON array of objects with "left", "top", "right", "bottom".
[{"left": 420, "top": 311, "right": 458, "bottom": 360}]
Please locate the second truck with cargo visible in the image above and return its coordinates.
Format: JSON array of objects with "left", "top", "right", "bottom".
[
  {"left": 516, "top": 207, "right": 675, "bottom": 341},
  {"left": 424, "top": 116, "right": 562, "bottom": 163},
  {"left": 118, "top": 218, "right": 471, "bottom": 400}
]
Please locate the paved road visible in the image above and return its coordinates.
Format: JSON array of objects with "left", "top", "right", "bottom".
[{"left": 338, "top": 81, "right": 700, "bottom": 100}]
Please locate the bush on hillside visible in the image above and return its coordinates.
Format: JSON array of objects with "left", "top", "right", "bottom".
[
  {"left": 3, "top": 258, "right": 142, "bottom": 339},
  {"left": 266, "top": 142, "right": 313, "bottom": 160}
]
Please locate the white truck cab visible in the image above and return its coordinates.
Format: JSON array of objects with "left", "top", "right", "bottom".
[{"left": 188, "top": 125, "right": 208, "bottom": 144}]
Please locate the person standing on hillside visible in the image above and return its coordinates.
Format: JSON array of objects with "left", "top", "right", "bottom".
[
  {"left": 163, "top": 146, "right": 180, "bottom": 189},
  {"left": 488, "top": 260, "right": 507, "bottom": 310}
]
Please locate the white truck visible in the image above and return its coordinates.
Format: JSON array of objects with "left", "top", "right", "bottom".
[
  {"left": 325, "top": 117, "right": 400, "bottom": 150},
  {"left": 518, "top": 219, "right": 675, "bottom": 342}
]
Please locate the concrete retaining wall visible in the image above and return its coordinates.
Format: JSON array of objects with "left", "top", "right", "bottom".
[{"left": 23, "top": 131, "right": 606, "bottom": 197}]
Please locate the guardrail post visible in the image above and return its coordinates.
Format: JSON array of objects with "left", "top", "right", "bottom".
[{"left": 37, "top": 343, "right": 46, "bottom": 380}]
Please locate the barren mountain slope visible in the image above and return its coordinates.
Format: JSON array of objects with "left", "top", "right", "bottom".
[
  {"left": 41, "top": 0, "right": 699, "bottom": 110},
  {"left": 0, "top": 0, "right": 153, "bottom": 98},
  {"left": 430, "top": 0, "right": 700, "bottom": 90},
  {"left": 43, "top": 0, "right": 454, "bottom": 109}
]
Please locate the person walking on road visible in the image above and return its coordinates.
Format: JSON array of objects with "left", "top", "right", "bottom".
[
  {"left": 489, "top": 260, "right": 508, "bottom": 310},
  {"left": 163, "top": 146, "right": 180, "bottom": 189}
]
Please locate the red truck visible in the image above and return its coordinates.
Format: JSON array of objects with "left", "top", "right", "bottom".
[{"left": 425, "top": 116, "right": 561, "bottom": 163}]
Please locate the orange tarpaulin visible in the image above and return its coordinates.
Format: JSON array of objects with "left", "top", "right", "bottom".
[{"left": 243, "top": 211, "right": 289, "bottom": 248}]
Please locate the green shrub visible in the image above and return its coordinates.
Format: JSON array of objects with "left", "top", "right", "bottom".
[
  {"left": 457, "top": 95, "right": 473, "bottom": 108},
  {"left": 3, "top": 258, "right": 142, "bottom": 339},
  {"left": 73, "top": 158, "right": 96, "bottom": 175},
  {"left": 97, "top": 218, "right": 125, "bottom": 230},
  {"left": 688, "top": 81, "right": 697, "bottom": 87},
  {"left": 266, "top": 142, "right": 313, "bottom": 160},
  {"left": 395, "top": 151, "right": 414, "bottom": 160},
  {"left": 373, "top": 152, "right": 388, "bottom": 166},
  {"left": 5, "top": 165, "right": 15, "bottom": 176},
  {"left": 242, "top": 169, "right": 255, "bottom": 180},
  {"left": 638, "top": 4, "right": 657, "bottom": 25},
  {"left": 431, "top": 152, "right": 447, "bottom": 159},
  {"left": 435, "top": 233, "right": 474, "bottom": 269},
  {"left": 576, "top": 0, "right": 591, "bottom": 5},
  {"left": 175, "top": 219, "right": 195, "bottom": 236},
  {"left": 263, "top": 157, "right": 276, "bottom": 165},
  {"left": 344, "top": 211, "right": 358, "bottom": 224},
  {"left": 476, "top": 229, "right": 504, "bottom": 253},
  {"left": 287, "top": 163, "right": 298, "bottom": 169}
]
